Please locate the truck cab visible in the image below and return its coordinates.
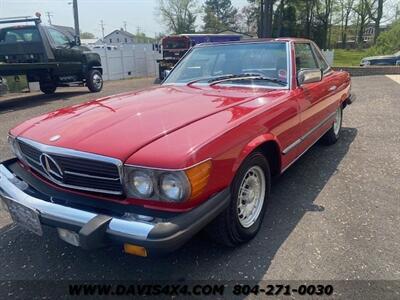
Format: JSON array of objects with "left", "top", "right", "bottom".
[{"left": 0, "top": 15, "right": 103, "bottom": 94}]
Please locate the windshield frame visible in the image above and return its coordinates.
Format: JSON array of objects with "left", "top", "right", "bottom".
[{"left": 162, "top": 41, "right": 291, "bottom": 90}]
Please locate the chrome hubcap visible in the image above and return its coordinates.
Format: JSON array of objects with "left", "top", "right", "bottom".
[
  {"left": 93, "top": 74, "right": 103, "bottom": 89},
  {"left": 333, "top": 108, "right": 342, "bottom": 136},
  {"left": 237, "top": 166, "right": 266, "bottom": 228}
]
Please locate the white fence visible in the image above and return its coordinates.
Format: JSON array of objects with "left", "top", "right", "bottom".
[{"left": 91, "top": 44, "right": 159, "bottom": 81}]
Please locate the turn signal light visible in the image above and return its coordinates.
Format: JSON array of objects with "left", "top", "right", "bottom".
[
  {"left": 185, "top": 160, "right": 212, "bottom": 200},
  {"left": 124, "top": 244, "right": 148, "bottom": 257}
]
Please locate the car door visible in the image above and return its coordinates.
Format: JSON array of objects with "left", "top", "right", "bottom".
[
  {"left": 47, "top": 28, "right": 82, "bottom": 76},
  {"left": 294, "top": 42, "right": 337, "bottom": 142}
]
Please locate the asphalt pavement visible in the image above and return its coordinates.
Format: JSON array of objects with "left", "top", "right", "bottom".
[{"left": 0, "top": 76, "right": 399, "bottom": 297}]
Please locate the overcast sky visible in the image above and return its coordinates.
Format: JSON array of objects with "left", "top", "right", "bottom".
[{"left": 0, "top": 0, "right": 249, "bottom": 38}]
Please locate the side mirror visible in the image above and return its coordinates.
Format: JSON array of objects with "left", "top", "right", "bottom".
[
  {"left": 73, "top": 36, "right": 81, "bottom": 46},
  {"left": 297, "top": 68, "right": 322, "bottom": 85}
]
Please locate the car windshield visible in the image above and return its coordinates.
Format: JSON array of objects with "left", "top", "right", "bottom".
[
  {"left": 0, "top": 27, "right": 41, "bottom": 43},
  {"left": 164, "top": 42, "right": 289, "bottom": 88}
]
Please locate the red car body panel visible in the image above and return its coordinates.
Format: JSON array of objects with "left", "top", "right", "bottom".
[{"left": 9, "top": 39, "right": 351, "bottom": 212}]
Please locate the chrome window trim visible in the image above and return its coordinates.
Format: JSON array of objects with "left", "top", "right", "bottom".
[
  {"left": 287, "top": 41, "right": 292, "bottom": 90},
  {"left": 310, "top": 41, "right": 332, "bottom": 74},
  {"left": 282, "top": 111, "right": 336, "bottom": 155},
  {"left": 16, "top": 137, "right": 124, "bottom": 195},
  {"left": 163, "top": 41, "right": 291, "bottom": 90}
]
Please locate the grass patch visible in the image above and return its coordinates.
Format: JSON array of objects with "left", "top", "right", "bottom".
[{"left": 333, "top": 49, "right": 368, "bottom": 67}]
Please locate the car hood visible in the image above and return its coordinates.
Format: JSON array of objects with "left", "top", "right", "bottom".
[
  {"left": 363, "top": 54, "right": 396, "bottom": 61},
  {"left": 12, "top": 85, "right": 274, "bottom": 161}
]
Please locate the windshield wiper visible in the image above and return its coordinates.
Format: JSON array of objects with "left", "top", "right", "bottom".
[
  {"left": 209, "top": 73, "right": 287, "bottom": 86},
  {"left": 186, "top": 74, "right": 236, "bottom": 86},
  {"left": 186, "top": 73, "right": 286, "bottom": 86}
]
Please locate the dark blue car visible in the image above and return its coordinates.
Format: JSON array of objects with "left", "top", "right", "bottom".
[{"left": 360, "top": 51, "right": 400, "bottom": 66}]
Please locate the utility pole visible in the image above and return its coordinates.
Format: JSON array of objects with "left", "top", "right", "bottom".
[
  {"left": 100, "top": 20, "right": 105, "bottom": 42},
  {"left": 45, "top": 11, "right": 53, "bottom": 25},
  {"left": 72, "top": 0, "right": 80, "bottom": 44}
]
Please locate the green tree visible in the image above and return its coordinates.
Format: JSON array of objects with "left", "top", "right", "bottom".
[
  {"left": 367, "top": 20, "right": 400, "bottom": 55},
  {"left": 203, "top": 0, "right": 238, "bottom": 33},
  {"left": 158, "top": 0, "right": 198, "bottom": 34}
]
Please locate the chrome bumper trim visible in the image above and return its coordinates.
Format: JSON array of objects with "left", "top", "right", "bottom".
[{"left": 0, "top": 164, "right": 154, "bottom": 239}]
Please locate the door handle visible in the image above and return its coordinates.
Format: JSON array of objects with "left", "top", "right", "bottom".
[{"left": 328, "top": 85, "right": 337, "bottom": 92}]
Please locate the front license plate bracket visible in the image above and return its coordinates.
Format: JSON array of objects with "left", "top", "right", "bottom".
[{"left": 2, "top": 198, "right": 43, "bottom": 236}]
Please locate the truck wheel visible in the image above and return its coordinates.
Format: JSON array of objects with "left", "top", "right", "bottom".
[
  {"left": 39, "top": 81, "right": 57, "bottom": 94},
  {"left": 320, "top": 106, "right": 342, "bottom": 145},
  {"left": 86, "top": 70, "right": 103, "bottom": 92},
  {"left": 206, "top": 151, "right": 270, "bottom": 247}
]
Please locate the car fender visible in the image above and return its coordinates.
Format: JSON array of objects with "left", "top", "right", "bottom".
[{"left": 233, "top": 133, "right": 282, "bottom": 174}]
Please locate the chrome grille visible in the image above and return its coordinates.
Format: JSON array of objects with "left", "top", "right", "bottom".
[{"left": 17, "top": 138, "right": 123, "bottom": 195}]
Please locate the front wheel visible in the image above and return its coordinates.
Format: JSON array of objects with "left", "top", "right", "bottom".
[
  {"left": 206, "top": 151, "right": 271, "bottom": 246},
  {"left": 320, "top": 106, "right": 343, "bottom": 145},
  {"left": 86, "top": 69, "right": 103, "bottom": 92},
  {"left": 39, "top": 81, "right": 57, "bottom": 94}
]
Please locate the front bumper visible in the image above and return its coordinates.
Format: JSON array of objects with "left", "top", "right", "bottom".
[
  {"left": 0, "top": 159, "right": 230, "bottom": 256},
  {"left": 343, "top": 93, "right": 356, "bottom": 108},
  {"left": 347, "top": 93, "right": 356, "bottom": 105}
]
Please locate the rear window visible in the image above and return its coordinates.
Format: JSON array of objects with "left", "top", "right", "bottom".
[{"left": 0, "top": 27, "right": 41, "bottom": 43}]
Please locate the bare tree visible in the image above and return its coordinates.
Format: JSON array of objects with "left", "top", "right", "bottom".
[
  {"left": 366, "top": 0, "right": 384, "bottom": 43},
  {"left": 157, "top": 0, "right": 199, "bottom": 34},
  {"left": 262, "top": 0, "right": 275, "bottom": 37},
  {"left": 339, "top": 0, "right": 355, "bottom": 47},
  {"left": 353, "top": 0, "right": 371, "bottom": 46},
  {"left": 315, "top": 0, "right": 334, "bottom": 49}
]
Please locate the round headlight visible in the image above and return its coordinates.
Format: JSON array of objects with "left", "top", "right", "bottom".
[
  {"left": 131, "top": 171, "right": 153, "bottom": 198},
  {"left": 160, "top": 173, "right": 187, "bottom": 202}
]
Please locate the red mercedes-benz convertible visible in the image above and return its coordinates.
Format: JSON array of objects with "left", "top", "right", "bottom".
[{"left": 0, "top": 38, "right": 355, "bottom": 256}]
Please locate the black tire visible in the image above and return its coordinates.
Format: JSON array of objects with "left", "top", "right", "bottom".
[
  {"left": 39, "top": 81, "right": 57, "bottom": 94},
  {"left": 320, "top": 106, "right": 343, "bottom": 145},
  {"left": 206, "top": 151, "right": 271, "bottom": 247},
  {"left": 159, "top": 65, "right": 165, "bottom": 81},
  {"left": 86, "top": 69, "right": 103, "bottom": 92}
]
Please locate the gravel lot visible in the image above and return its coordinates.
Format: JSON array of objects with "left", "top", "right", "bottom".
[{"left": 0, "top": 76, "right": 399, "bottom": 296}]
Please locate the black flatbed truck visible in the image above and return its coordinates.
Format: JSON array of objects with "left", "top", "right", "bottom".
[{"left": 0, "top": 15, "right": 103, "bottom": 94}]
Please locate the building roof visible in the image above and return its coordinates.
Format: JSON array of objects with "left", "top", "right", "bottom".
[{"left": 103, "top": 29, "right": 136, "bottom": 39}]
